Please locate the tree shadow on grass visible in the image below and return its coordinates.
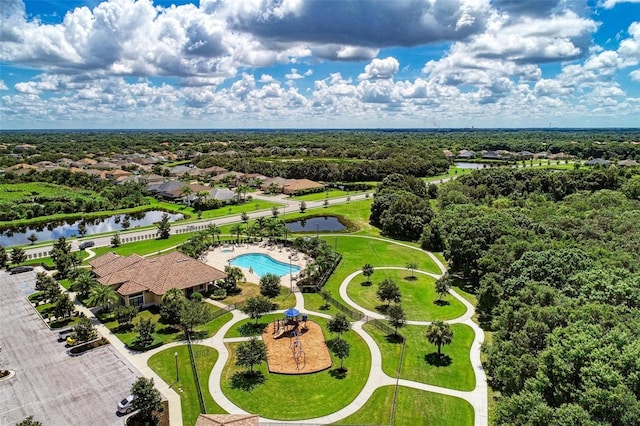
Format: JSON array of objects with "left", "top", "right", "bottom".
[
  {"left": 360, "top": 281, "right": 372, "bottom": 287},
  {"left": 237, "top": 322, "right": 268, "bottom": 337},
  {"left": 329, "top": 367, "right": 348, "bottom": 379},
  {"left": 384, "top": 334, "right": 404, "bottom": 344},
  {"left": 375, "top": 304, "right": 389, "bottom": 315},
  {"left": 113, "top": 324, "right": 134, "bottom": 333},
  {"left": 434, "top": 300, "right": 450, "bottom": 306},
  {"left": 424, "top": 352, "right": 452, "bottom": 367},
  {"left": 404, "top": 276, "right": 418, "bottom": 282},
  {"left": 230, "top": 371, "right": 266, "bottom": 391},
  {"left": 156, "top": 326, "right": 180, "bottom": 335}
]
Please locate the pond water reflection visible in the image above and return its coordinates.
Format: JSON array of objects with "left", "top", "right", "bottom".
[
  {"left": 0, "top": 210, "right": 183, "bottom": 246},
  {"left": 285, "top": 216, "right": 346, "bottom": 232}
]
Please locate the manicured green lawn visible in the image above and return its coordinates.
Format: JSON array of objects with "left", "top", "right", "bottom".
[
  {"left": 216, "top": 282, "right": 295, "bottom": 310},
  {"left": 346, "top": 270, "right": 466, "bottom": 321},
  {"left": 221, "top": 316, "right": 370, "bottom": 420},
  {"left": 151, "top": 198, "right": 282, "bottom": 221},
  {"left": 321, "top": 236, "right": 441, "bottom": 307},
  {"left": 423, "top": 166, "right": 474, "bottom": 182},
  {"left": 364, "top": 323, "right": 476, "bottom": 391},
  {"left": 98, "top": 305, "right": 232, "bottom": 349},
  {"left": 340, "top": 385, "right": 474, "bottom": 426},
  {"left": 224, "top": 313, "right": 283, "bottom": 338},
  {"left": 290, "top": 189, "right": 350, "bottom": 201},
  {"left": 86, "top": 234, "right": 194, "bottom": 262},
  {"left": 148, "top": 345, "right": 225, "bottom": 426},
  {"left": 303, "top": 292, "right": 341, "bottom": 317}
]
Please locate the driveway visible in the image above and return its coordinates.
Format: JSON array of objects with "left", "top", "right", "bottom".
[{"left": 0, "top": 270, "right": 141, "bottom": 426}]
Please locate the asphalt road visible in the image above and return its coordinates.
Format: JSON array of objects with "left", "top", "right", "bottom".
[
  {"left": 23, "top": 192, "right": 373, "bottom": 259},
  {"left": 0, "top": 270, "right": 140, "bottom": 426}
]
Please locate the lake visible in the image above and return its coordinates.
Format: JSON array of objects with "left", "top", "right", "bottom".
[
  {"left": 285, "top": 216, "right": 346, "bottom": 232},
  {"left": 0, "top": 210, "right": 183, "bottom": 246},
  {"left": 454, "top": 162, "right": 488, "bottom": 169}
]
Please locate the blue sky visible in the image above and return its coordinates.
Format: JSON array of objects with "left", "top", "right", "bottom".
[{"left": 1, "top": 0, "right": 639, "bottom": 129}]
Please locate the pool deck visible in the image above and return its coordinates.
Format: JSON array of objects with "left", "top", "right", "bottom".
[{"left": 204, "top": 242, "right": 309, "bottom": 287}]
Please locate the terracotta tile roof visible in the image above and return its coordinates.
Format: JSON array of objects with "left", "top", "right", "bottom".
[
  {"left": 92, "top": 253, "right": 145, "bottom": 277},
  {"left": 284, "top": 178, "right": 324, "bottom": 192},
  {"left": 195, "top": 414, "right": 259, "bottom": 426},
  {"left": 92, "top": 251, "right": 226, "bottom": 297}
]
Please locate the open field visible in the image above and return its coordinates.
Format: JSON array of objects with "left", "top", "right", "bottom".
[
  {"left": 340, "top": 385, "right": 474, "bottom": 426},
  {"left": 346, "top": 269, "right": 466, "bottom": 321},
  {"left": 148, "top": 345, "right": 225, "bottom": 426},
  {"left": 97, "top": 305, "right": 232, "bottom": 350},
  {"left": 321, "top": 236, "right": 441, "bottom": 307},
  {"left": 221, "top": 316, "right": 370, "bottom": 420},
  {"left": 364, "top": 323, "right": 476, "bottom": 391}
]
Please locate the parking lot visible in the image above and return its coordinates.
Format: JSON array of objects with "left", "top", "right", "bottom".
[{"left": 0, "top": 270, "right": 141, "bottom": 426}]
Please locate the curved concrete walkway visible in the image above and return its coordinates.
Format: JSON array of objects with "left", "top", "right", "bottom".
[{"left": 85, "top": 235, "right": 486, "bottom": 425}]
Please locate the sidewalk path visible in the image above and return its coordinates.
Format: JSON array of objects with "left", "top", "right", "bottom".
[{"left": 64, "top": 235, "right": 486, "bottom": 426}]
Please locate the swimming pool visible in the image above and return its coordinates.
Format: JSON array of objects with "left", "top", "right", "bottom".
[{"left": 230, "top": 253, "right": 301, "bottom": 278}]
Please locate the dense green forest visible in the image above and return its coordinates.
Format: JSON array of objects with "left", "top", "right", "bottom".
[
  {"left": 422, "top": 167, "right": 640, "bottom": 425},
  {"left": 2, "top": 129, "right": 639, "bottom": 169},
  {"left": 0, "top": 170, "right": 148, "bottom": 221}
]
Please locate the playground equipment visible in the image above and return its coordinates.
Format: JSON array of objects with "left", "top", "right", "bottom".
[{"left": 290, "top": 330, "right": 306, "bottom": 370}]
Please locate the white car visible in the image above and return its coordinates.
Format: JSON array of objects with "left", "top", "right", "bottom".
[{"left": 117, "top": 394, "right": 134, "bottom": 414}]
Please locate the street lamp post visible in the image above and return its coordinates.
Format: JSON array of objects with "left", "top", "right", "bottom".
[
  {"left": 174, "top": 351, "right": 179, "bottom": 383},
  {"left": 289, "top": 257, "right": 293, "bottom": 292}
]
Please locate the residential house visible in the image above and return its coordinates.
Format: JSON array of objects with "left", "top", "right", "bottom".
[
  {"left": 618, "top": 159, "right": 639, "bottom": 166},
  {"left": 482, "top": 150, "right": 502, "bottom": 160},
  {"left": 283, "top": 179, "right": 325, "bottom": 195},
  {"left": 186, "top": 188, "right": 236, "bottom": 204},
  {"left": 75, "top": 158, "right": 98, "bottom": 168},
  {"left": 169, "top": 164, "right": 203, "bottom": 177},
  {"left": 585, "top": 158, "right": 611, "bottom": 166},
  {"left": 89, "top": 251, "right": 227, "bottom": 307},
  {"left": 202, "top": 166, "right": 228, "bottom": 176},
  {"left": 456, "top": 149, "right": 476, "bottom": 159},
  {"left": 104, "top": 169, "right": 132, "bottom": 180},
  {"left": 260, "top": 176, "right": 292, "bottom": 193},
  {"left": 212, "top": 171, "right": 245, "bottom": 185},
  {"left": 147, "top": 180, "right": 188, "bottom": 200}
]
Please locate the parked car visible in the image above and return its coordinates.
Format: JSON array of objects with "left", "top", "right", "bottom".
[
  {"left": 117, "top": 394, "right": 135, "bottom": 414},
  {"left": 57, "top": 328, "right": 74, "bottom": 342},
  {"left": 9, "top": 266, "right": 34, "bottom": 274},
  {"left": 79, "top": 241, "right": 95, "bottom": 250}
]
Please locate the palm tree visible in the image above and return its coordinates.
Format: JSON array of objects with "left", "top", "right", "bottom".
[
  {"left": 224, "top": 265, "right": 245, "bottom": 286},
  {"left": 254, "top": 217, "right": 267, "bottom": 237},
  {"left": 237, "top": 183, "right": 251, "bottom": 203},
  {"left": 180, "top": 185, "right": 193, "bottom": 205},
  {"left": 406, "top": 262, "right": 418, "bottom": 279},
  {"left": 362, "top": 264, "right": 374, "bottom": 283},
  {"left": 71, "top": 270, "right": 98, "bottom": 299},
  {"left": 87, "top": 284, "right": 120, "bottom": 312},
  {"left": 207, "top": 223, "right": 221, "bottom": 244},
  {"left": 426, "top": 321, "right": 453, "bottom": 355},
  {"left": 196, "top": 190, "right": 209, "bottom": 205},
  {"left": 435, "top": 275, "right": 452, "bottom": 301},
  {"left": 230, "top": 223, "right": 244, "bottom": 242},
  {"left": 162, "top": 288, "right": 185, "bottom": 304},
  {"left": 265, "top": 218, "right": 284, "bottom": 240},
  {"left": 245, "top": 223, "right": 258, "bottom": 242}
]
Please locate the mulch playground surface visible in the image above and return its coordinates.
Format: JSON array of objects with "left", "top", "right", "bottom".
[{"left": 262, "top": 320, "right": 332, "bottom": 374}]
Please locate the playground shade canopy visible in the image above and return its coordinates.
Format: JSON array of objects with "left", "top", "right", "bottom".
[{"left": 284, "top": 308, "right": 300, "bottom": 318}]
